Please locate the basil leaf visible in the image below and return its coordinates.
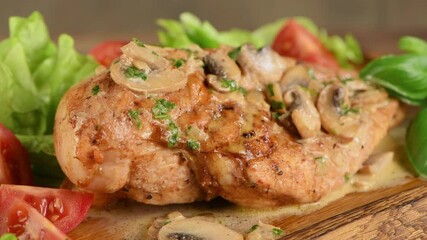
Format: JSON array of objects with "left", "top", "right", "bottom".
[
  {"left": 406, "top": 108, "right": 427, "bottom": 178},
  {"left": 399, "top": 36, "right": 427, "bottom": 56},
  {"left": 360, "top": 54, "right": 427, "bottom": 101}
]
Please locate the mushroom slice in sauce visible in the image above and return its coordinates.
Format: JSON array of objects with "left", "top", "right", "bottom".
[
  {"left": 317, "top": 84, "right": 361, "bottom": 139},
  {"left": 282, "top": 85, "right": 321, "bottom": 138},
  {"left": 279, "top": 65, "right": 323, "bottom": 100},
  {"left": 157, "top": 216, "right": 243, "bottom": 240},
  {"left": 237, "top": 44, "right": 293, "bottom": 87},
  {"left": 204, "top": 46, "right": 243, "bottom": 92},
  {"left": 110, "top": 41, "right": 203, "bottom": 93}
]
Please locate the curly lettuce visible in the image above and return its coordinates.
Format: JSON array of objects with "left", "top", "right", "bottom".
[
  {"left": 157, "top": 12, "right": 363, "bottom": 68},
  {"left": 0, "top": 12, "right": 99, "bottom": 181}
]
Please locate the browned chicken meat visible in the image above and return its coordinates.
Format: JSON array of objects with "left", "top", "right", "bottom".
[{"left": 54, "top": 41, "right": 400, "bottom": 207}]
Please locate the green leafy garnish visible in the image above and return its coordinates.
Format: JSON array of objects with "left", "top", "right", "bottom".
[
  {"left": 221, "top": 78, "right": 238, "bottom": 91},
  {"left": 157, "top": 13, "right": 363, "bottom": 68},
  {"left": 307, "top": 68, "right": 316, "bottom": 80},
  {"left": 341, "top": 104, "right": 360, "bottom": 115},
  {"left": 248, "top": 224, "right": 259, "bottom": 233},
  {"left": 132, "top": 37, "right": 145, "bottom": 48},
  {"left": 91, "top": 85, "right": 100, "bottom": 95},
  {"left": 128, "top": 109, "right": 142, "bottom": 129},
  {"left": 187, "top": 138, "right": 200, "bottom": 150},
  {"left": 0, "top": 234, "right": 17, "bottom": 240},
  {"left": 167, "top": 120, "right": 180, "bottom": 147},
  {"left": 228, "top": 46, "right": 241, "bottom": 60},
  {"left": 344, "top": 173, "right": 351, "bottom": 182},
  {"left": 152, "top": 99, "right": 176, "bottom": 119},
  {"left": 399, "top": 36, "right": 427, "bottom": 55},
  {"left": 266, "top": 84, "right": 275, "bottom": 96},
  {"left": 125, "top": 66, "right": 147, "bottom": 80},
  {"left": 269, "top": 101, "right": 285, "bottom": 111},
  {"left": 272, "top": 227, "right": 284, "bottom": 236},
  {"left": 406, "top": 109, "right": 427, "bottom": 178},
  {"left": 172, "top": 58, "right": 186, "bottom": 68},
  {"left": 0, "top": 11, "right": 98, "bottom": 182}
]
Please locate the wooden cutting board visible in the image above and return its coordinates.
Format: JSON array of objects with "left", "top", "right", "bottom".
[{"left": 68, "top": 178, "right": 427, "bottom": 240}]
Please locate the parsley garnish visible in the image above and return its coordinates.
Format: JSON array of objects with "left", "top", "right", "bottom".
[
  {"left": 308, "top": 68, "right": 316, "bottom": 80},
  {"left": 344, "top": 172, "right": 351, "bottom": 182},
  {"left": 152, "top": 51, "right": 159, "bottom": 56},
  {"left": 269, "top": 101, "right": 286, "bottom": 111},
  {"left": 152, "top": 99, "right": 176, "bottom": 119},
  {"left": 272, "top": 112, "right": 281, "bottom": 120},
  {"left": 132, "top": 37, "right": 145, "bottom": 47},
  {"left": 125, "top": 66, "right": 147, "bottom": 80},
  {"left": 266, "top": 84, "right": 275, "bottom": 96},
  {"left": 172, "top": 58, "right": 186, "bottom": 68},
  {"left": 341, "top": 77, "right": 353, "bottom": 84},
  {"left": 341, "top": 104, "right": 360, "bottom": 115},
  {"left": 272, "top": 228, "right": 283, "bottom": 236},
  {"left": 228, "top": 46, "right": 241, "bottom": 60},
  {"left": 248, "top": 224, "right": 259, "bottom": 233},
  {"left": 151, "top": 99, "right": 180, "bottom": 147},
  {"left": 91, "top": 85, "right": 100, "bottom": 95},
  {"left": 167, "top": 120, "right": 179, "bottom": 147},
  {"left": 187, "top": 139, "right": 200, "bottom": 150},
  {"left": 128, "top": 109, "right": 142, "bottom": 129},
  {"left": 314, "top": 156, "right": 327, "bottom": 164},
  {"left": 221, "top": 78, "right": 238, "bottom": 91}
]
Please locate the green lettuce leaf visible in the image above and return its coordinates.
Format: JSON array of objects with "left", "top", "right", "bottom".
[
  {"left": 0, "top": 11, "right": 98, "bottom": 182},
  {"left": 157, "top": 13, "right": 363, "bottom": 68}
]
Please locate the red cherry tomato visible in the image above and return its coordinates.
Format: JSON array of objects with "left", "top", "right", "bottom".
[
  {"left": 89, "top": 40, "right": 127, "bottom": 67},
  {"left": 0, "top": 123, "right": 32, "bottom": 185},
  {"left": 0, "top": 184, "right": 93, "bottom": 233},
  {"left": 272, "top": 19, "right": 340, "bottom": 69},
  {"left": 0, "top": 197, "right": 69, "bottom": 239}
]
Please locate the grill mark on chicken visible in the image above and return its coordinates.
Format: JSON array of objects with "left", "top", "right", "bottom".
[{"left": 54, "top": 44, "right": 401, "bottom": 207}]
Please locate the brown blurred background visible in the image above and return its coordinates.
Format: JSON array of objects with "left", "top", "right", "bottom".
[{"left": 1, "top": 0, "right": 426, "bottom": 53}]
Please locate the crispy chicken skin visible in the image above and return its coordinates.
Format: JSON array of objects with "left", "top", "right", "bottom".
[{"left": 54, "top": 43, "right": 400, "bottom": 207}]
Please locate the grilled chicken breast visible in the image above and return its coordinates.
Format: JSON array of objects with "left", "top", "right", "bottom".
[{"left": 54, "top": 42, "right": 400, "bottom": 207}]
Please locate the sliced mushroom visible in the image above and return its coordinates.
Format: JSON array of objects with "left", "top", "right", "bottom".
[
  {"left": 317, "top": 84, "right": 361, "bottom": 139},
  {"left": 237, "top": 45, "right": 291, "bottom": 86},
  {"left": 279, "top": 65, "right": 323, "bottom": 100},
  {"left": 158, "top": 217, "right": 243, "bottom": 240},
  {"left": 204, "top": 47, "right": 242, "bottom": 92},
  {"left": 110, "top": 41, "right": 202, "bottom": 94},
  {"left": 281, "top": 85, "right": 321, "bottom": 138}
]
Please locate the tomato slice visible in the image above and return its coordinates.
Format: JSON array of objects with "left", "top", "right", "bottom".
[
  {"left": 272, "top": 19, "right": 340, "bottom": 69},
  {"left": 0, "top": 197, "right": 68, "bottom": 240},
  {"left": 89, "top": 40, "right": 127, "bottom": 67},
  {"left": 0, "top": 184, "right": 93, "bottom": 233},
  {"left": 0, "top": 123, "right": 32, "bottom": 185}
]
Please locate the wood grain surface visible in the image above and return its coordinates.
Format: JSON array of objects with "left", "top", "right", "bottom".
[
  {"left": 274, "top": 179, "right": 427, "bottom": 240},
  {"left": 69, "top": 179, "right": 427, "bottom": 240}
]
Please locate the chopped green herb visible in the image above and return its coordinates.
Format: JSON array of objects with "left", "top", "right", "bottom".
[
  {"left": 341, "top": 104, "right": 360, "bottom": 115},
  {"left": 344, "top": 172, "right": 351, "bottom": 182},
  {"left": 91, "top": 85, "right": 100, "bottom": 95},
  {"left": 182, "top": 48, "right": 193, "bottom": 56},
  {"left": 308, "top": 68, "right": 316, "bottom": 80},
  {"left": 128, "top": 109, "right": 142, "bottom": 129},
  {"left": 269, "top": 100, "right": 285, "bottom": 111},
  {"left": 125, "top": 66, "right": 147, "bottom": 80},
  {"left": 266, "top": 84, "right": 275, "bottom": 96},
  {"left": 238, "top": 87, "right": 247, "bottom": 96},
  {"left": 163, "top": 220, "right": 172, "bottom": 226},
  {"left": 248, "top": 224, "right": 259, "bottom": 233},
  {"left": 132, "top": 37, "right": 145, "bottom": 47},
  {"left": 221, "top": 78, "right": 238, "bottom": 91},
  {"left": 152, "top": 51, "right": 159, "bottom": 56},
  {"left": 172, "top": 58, "right": 186, "bottom": 68},
  {"left": 167, "top": 120, "right": 180, "bottom": 147},
  {"left": 187, "top": 138, "right": 200, "bottom": 150},
  {"left": 314, "top": 156, "right": 327, "bottom": 164},
  {"left": 152, "top": 99, "right": 176, "bottom": 119},
  {"left": 272, "top": 228, "right": 284, "bottom": 236},
  {"left": 341, "top": 77, "right": 353, "bottom": 84},
  {"left": 272, "top": 112, "right": 281, "bottom": 120},
  {"left": 228, "top": 46, "right": 242, "bottom": 60}
]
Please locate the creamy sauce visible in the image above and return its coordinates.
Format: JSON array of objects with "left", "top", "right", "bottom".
[{"left": 80, "top": 122, "right": 414, "bottom": 239}]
